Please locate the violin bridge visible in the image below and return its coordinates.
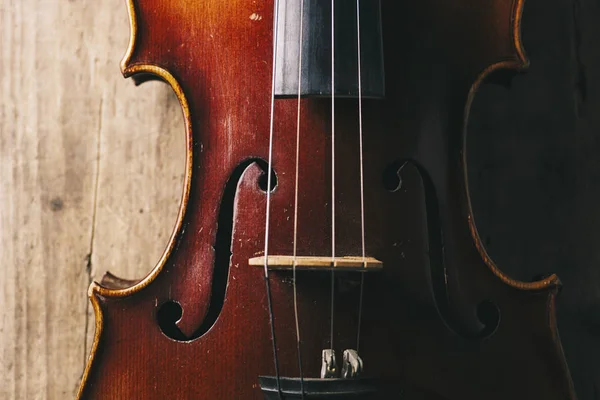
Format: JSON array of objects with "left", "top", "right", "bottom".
[{"left": 249, "top": 256, "right": 383, "bottom": 272}]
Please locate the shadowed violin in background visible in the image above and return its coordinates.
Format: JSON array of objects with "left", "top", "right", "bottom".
[{"left": 77, "top": 0, "right": 577, "bottom": 398}]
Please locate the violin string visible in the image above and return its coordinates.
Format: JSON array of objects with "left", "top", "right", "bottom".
[
  {"left": 330, "top": 0, "right": 336, "bottom": 355},
  {"left": 264, "top": 0, "right": 282, "bottom": 397},
  {"left": 292, "top": 0, "right": 306, "bottom": 396},
  {"left": 355, "top": 0, "right": 367, "bottom": 353}
]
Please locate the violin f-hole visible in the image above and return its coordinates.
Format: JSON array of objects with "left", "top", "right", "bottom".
[
  {"left": 384, "top": 160, "right": 501, "bottom": 339},
  {"left": 157, "top": 159, "right": 274, "bottom": 342}
]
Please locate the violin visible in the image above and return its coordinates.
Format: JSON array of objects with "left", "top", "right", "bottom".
[{"left": 77, "top": 0, "right": 577, "bottom": 398}]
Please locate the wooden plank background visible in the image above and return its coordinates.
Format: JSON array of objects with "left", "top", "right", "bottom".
[
  {"left": 1, "top": 1, "right": 184, "bottom": 398},
  {"left": 1, "top": 0, "right": 600, "bottom": 399}
]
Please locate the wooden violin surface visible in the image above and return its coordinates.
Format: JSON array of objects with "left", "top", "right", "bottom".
[{"left": 77, "top": 0, "right": 576, "bottom": 398}]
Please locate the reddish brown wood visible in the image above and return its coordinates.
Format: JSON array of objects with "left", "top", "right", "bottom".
[{"left": 77, "top": 0, "right": 577, "bottom": 398}]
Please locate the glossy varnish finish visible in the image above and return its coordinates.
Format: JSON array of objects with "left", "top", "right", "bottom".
[{"left": 78, "top": 0, "right": 577, "bottom": 399}]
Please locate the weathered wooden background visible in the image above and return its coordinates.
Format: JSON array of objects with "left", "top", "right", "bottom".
[
  {"left": 1, "top": 0, "right": 185, "bottom": 398},
  {"left": 1, "top": 0, "right": 599, "bottom": 399}
]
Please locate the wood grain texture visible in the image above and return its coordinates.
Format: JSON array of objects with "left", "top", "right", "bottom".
[
  {"left": 77, "top": 0, "right": 575, "bottom": 399},
  {"left": 0, "top": 1, "right": 184, "bottom": 399},
  {"left": 2, "top": 0, "right": 600, "bottom": 398}
]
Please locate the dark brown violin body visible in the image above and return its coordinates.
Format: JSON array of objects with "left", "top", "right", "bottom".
[{"left": 78, "top": 0, "right": 576, "bottom": 398}]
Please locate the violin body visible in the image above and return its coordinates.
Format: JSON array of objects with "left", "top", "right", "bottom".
[{"left": 78, "top": 0, "right": 576, "bottom": 398}]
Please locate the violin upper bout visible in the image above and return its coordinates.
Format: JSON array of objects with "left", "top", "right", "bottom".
[
  {"left": 464, "top": 0, "right": 529, "bottom": 92},
  {"left": 120, "top": 0, "right": 186, "bottom": 85},
  {"left": 511, "top": 0, "right": 529, "bottom": 69},
  {"left": 120, "top": 0, "right": 166, "bottom": 85},
  {"left": 121, "top": 0, "right": 138, "bottom": 77}
]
